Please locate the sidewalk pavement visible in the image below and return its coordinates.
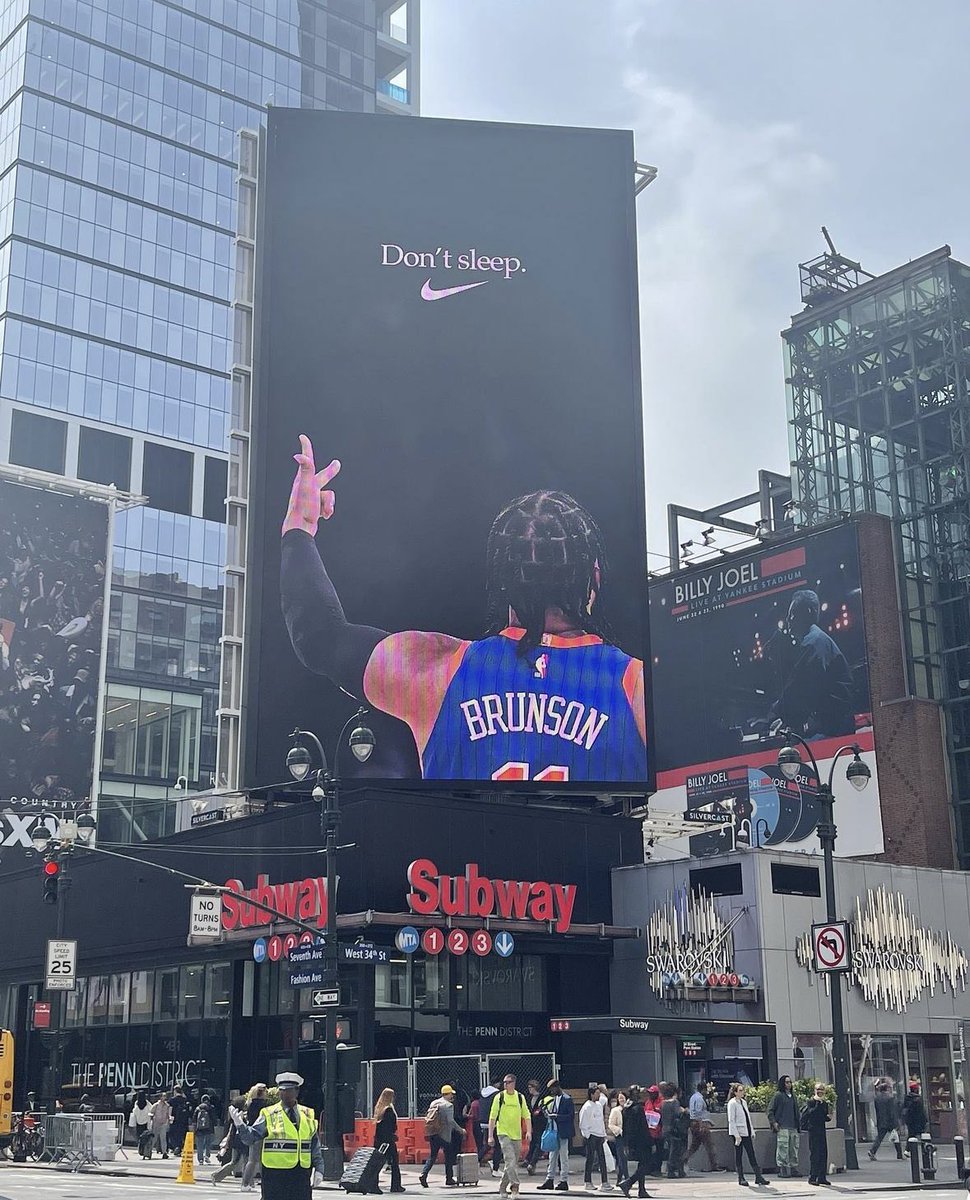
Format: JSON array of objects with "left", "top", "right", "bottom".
[{"left": 5, "top": 1146, "right": 967, "bottom": 1194}]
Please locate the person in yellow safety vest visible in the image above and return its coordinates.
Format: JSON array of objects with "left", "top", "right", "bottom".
[{"left": 229, "top": 1071, "right": 324, "bottom": 1199}]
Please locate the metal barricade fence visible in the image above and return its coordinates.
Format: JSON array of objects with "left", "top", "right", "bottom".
[
  {"left": 367, "top": 1058, "right": 413, "bottom": 1118},
  {"left": 485, "top": 1053, "right": 557, "bottom": 1094},
  {"left": 414, "top": 1054, "right": 482, "bottom": 1118},
  {"left": 42, "top": 1114, "right": 97, "bottom": 1171}
]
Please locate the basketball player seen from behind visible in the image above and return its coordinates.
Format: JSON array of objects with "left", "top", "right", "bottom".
[{"left": 280, "top": 436, "right": 647, "bottom": 782}]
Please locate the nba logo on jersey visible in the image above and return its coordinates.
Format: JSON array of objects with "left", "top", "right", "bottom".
[{"left": 534, "top": 653, "right": 548, "bottom": 680}]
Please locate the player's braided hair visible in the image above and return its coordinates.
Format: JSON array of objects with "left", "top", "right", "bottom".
[{"left": 485, "top": 490, "right": 611, "bottom": 658}]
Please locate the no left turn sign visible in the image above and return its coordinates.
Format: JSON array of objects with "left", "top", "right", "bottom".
[{"left": 812, "top": 921, "right": 851, "bottom": 973}]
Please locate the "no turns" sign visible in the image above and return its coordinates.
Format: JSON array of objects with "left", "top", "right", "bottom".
[{"left": 811, "top": 921, "right": 851, "bottom": 973}]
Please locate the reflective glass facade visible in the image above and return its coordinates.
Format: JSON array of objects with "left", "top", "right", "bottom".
[
  {"left": 0, "top": 0, "right": 418, "bottom": 837},
  {"left": 785, "top": 248, "right": 970, "bottom": 867}
]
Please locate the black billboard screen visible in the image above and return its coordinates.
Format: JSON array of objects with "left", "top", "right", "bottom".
[
  {"left": 0, "top": 481, "right": 107, "bottom": 807},
  {"left": 649, "top": 524, "right": 883, "bottom": 855},
  {"left": 246, "top": 112, "right": 649, "bottom": 791}
]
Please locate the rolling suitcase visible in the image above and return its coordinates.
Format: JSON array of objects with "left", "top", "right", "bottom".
[
  {"left": 341, "top": 1143, "right": 389, "bottom": 1194},
  {"left": 456, "top": 1152, "right": 480, "bottom": 1185}
]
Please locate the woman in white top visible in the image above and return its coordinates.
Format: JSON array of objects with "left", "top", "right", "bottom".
[
  {"left": 579, "top": 1085, "right": 612, "bottom": 1191},
  {"left": 128, "top": 1090, "right": 153, "bottom": 1159},
  {"left": 726, "top": 1083, "right": 767, "bottom": 1187},
  {"left": 607, "top": 1091, "right": 628, "bottom": 1185}
]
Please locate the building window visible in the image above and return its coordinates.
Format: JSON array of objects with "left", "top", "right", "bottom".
[
  {"left": 65, "top": 978, "right": 88, "bottom": 1028},
  {"left": 87, "top": 975, "right": 109, "bottom": 1025},
  {"left": 459, "top": 955, "right": 544, "bottom": 1012},
  {"left": 689, "top": 863, "right": 743, "bottom": 897},
  {"left": 9, "top": 408, "right": 67, "bottom": 474},
  {"left": 101, "top": 684, "right": 202, "bottom": 782},
  {"left": 204, "top": 962, "right": 232, "bottom": 1018},
  {"left": 203, "top": 457, "right": 227, "bottom": 523},
  {"left": 155, "top": 967, "right": 179, "bottom": 1022},
  {"left": 78, "top": 426, "right": 132, "bottom": 489},
  {"left": 142, "top": 442, "right": 193, "bottom": 515},
  {"left": 179, "top": 965, "right": 204, "bottom": 1020},
  {"left": 130, "top": 970, "right": 154, "bottom": 1023},
  {"left": 771, "top": 862, "right": 821, "bottom": 896},
  {"left": 107, "top": 973, "right": 130, "bottom": 1024}
]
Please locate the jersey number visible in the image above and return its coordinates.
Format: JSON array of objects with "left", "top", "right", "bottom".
[{"left": 491, "top": 762, "right": 569, "bottom": 782}]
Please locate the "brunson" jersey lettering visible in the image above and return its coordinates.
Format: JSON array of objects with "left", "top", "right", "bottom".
[{"left": 460, "top": 692, "right": 608, "bottom": 748}]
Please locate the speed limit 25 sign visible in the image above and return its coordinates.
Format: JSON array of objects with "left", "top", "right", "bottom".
[
  {"left": 811, "top": 921, "right": 852, "bottom": 973},
  {"left": 46, "top": 938, "right": 78, "bottom": 991}
]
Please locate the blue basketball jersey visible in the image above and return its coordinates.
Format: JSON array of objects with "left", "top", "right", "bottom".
[{"left": 422, "top": 627, "right": 647, "bottom": 782}]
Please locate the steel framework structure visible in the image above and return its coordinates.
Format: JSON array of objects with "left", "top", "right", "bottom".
[{"left": 783, "top": 244, "right": 970, "bottom": 865}]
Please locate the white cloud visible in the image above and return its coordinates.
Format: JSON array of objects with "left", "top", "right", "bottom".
[{"left": 620, "top": 65, "right": 832, "bottom": 556}]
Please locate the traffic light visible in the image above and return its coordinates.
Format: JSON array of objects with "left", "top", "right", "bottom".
[{"left": 42, "top": 859, "right": 60, "bottom": 905}]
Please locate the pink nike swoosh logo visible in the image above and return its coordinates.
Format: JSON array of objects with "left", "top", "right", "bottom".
[{"left": 420, "top": 278, "right": 490, "bottom": 301}]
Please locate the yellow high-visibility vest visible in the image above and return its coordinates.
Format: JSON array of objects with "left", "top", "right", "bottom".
[{"left": 260, "top": 1102, "right": 316, "bottom": 1170}]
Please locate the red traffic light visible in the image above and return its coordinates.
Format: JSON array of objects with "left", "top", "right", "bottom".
[{"left": 43, "top": 860, "right": 60, "bottom": 877}]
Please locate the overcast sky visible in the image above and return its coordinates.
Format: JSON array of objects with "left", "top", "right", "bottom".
[{"left": 421, "top": 0, "right": 970, "bottom": 563}]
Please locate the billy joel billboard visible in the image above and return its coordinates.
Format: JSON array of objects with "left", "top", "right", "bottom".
[
  {"left": 0, "top": 481, "right": 107, "bottom": 809},
  {"left": 648, "top": 523, "right": 884, "bottom": 856},
  {"left": 245, "top": 112, "right": 650, "bottom": 791}
]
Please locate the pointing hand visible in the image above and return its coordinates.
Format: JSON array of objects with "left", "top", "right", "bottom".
[{"left": 282, "top": 435, "right": 341, "bottom": 537}]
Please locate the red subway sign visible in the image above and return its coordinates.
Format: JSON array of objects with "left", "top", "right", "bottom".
[
  {"left": 221, "top": 874, "right": 328, "bottom": 931},
  {"left": 406, "top": 859, "right": 577, "bottom": 933}
]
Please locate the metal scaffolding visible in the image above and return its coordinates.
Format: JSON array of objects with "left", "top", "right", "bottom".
[{"left": 783, "top": 242, "right": 970, "bottom": 865}]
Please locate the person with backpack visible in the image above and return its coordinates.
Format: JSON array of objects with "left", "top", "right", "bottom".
[
  {"left": 487, "top": 1073, "right": 532, "bottom": 1198},
  {"left": 419, "top": 1084, "right": 460, "bottom": 1187},
  {"left": 194, "top": 1093, "right": 216, "bottom": 1164},
  {"left": 537, "top": 1078, "right": 574, "bottom": 1191},
  {"left": 525, "top": 1080, "right": 547, "bottom": 1175},
  {"left": 641, "top": 1086, "right": 664, "bottom": 1178}
]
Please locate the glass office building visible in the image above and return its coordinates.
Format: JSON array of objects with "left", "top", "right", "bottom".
[
  {"left": 0, "top": 0, "right": 419, "bottom": 841},
  {"left": 784, "top": 244, "right": 970, "bottom": 867}
]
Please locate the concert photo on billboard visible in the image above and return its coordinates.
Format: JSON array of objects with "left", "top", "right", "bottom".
[
  {"left": 0, "top": 481, "right": 107, "bottom": 806},
  {"left": 649, "top": 523, "right": 883, "bottom": 856},
  {"left": 245, "top": 112, "right": 650, "bottom": 792}
]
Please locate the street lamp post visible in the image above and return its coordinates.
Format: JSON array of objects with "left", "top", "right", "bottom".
[
  {"left": 777, "top": 732, "right": 871, "bottom": 1172},
  {"left": 286, "top": 707, "right": 375, "bottom": 1181}
]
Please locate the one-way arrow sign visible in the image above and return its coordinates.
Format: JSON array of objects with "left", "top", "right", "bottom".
[{"left": 311, "top": 987, "right": 340, "bottom": 1008}]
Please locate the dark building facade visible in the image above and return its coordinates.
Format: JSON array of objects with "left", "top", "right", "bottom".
[{"left": 0, "top": 792, "right": 639, "bottom": 1110}]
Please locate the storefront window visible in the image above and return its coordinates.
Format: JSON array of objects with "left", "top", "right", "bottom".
[
  {"left": 130, "top": 971, "right": 154, "bottom": 1022},
  {"left": 460, "top": 955, "right": 545, "bottom": 1012},
  {"left": 791, "top": 1033, "right": 836, "bottom": 1086},
  {"left": 180, "top": 965, "right": 204, "bottom": 1020},
  {"left": 277, "top": 974, "right": 295, "bottom": 1015},
  {"left": 376, "top": 960, "right": 410, "bottom": 1009},
  {"left": 87, "top": 975, "right": 109, "bottom": 1025},
  {"left": 204, "top": 962, "right": 232, "bottom": 1018},
  {"left": 155, "top": 968, "right": 179, "bottom": 1022},
  {"left": 107, "top": 973, "right": 130, "bottom": 1024},
  {"left": 65, "top": 978, "right": 87, "bottom": 1027},
  {"left": 851, "top": 1035, "right": 904, "bottom": 1141},
  {"left": 415, "top": 957, "right": 448, "bottom": 1012}
]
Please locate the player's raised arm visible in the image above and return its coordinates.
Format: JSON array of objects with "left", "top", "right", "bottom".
[
  {"left": 279, "top": 437, "right": 458, "bottom": 732},
  {"left": 280, "top": 435, "right": 388, "bottom": 697}
]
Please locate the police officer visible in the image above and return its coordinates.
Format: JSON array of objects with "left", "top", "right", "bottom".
[{"left": 230, "top": 1071, "right": 323, "bottom": 1198}]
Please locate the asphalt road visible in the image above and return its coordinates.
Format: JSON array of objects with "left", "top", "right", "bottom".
[{"left": 0, "top": 1166, "right": 958, "bottom": 1200}]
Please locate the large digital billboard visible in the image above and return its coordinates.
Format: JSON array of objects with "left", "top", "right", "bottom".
[
  {"left": 0, "top": 481, "right": 107, "bottom": 808},
  {"left": 648, "top": 523, "right": 884, "bottom": 856},
  {"left": 245, "top": 112, "right": 650, "bottom": 791}
]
